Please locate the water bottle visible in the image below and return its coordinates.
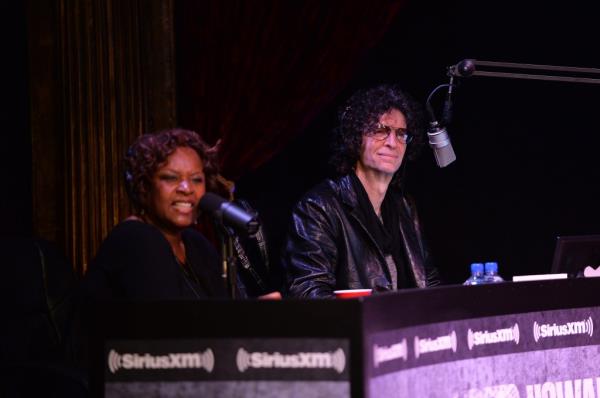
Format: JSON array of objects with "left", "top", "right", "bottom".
[
  {"left": 484, "top": 262, "right": 505, "bottom": 283},
  {"left": 463, "top": 263, "right": 485, "bottom": 285}
]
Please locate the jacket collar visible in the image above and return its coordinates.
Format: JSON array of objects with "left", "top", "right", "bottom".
[
  {"left": 337, "top": 174, "right": 360, "bottom": 209},
  {"left": 333, "top": 174, "right": 428, "bottom": 289},
  {"left": 337, "top": 173, "right": 402, "bottom": 209},
  {"left": 336, "top": 173, "right": 402, "bottom": 288}
]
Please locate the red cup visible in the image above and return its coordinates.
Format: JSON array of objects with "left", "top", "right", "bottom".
[{"left": 334, "top": 289, "right": 372, "bottom": 299}]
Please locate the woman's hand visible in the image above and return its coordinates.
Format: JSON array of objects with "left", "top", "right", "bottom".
[{"left": 257, "top": 291, "right": 282, "bottom": 300}]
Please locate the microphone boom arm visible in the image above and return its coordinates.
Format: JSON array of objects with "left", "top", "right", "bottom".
[
  {"left": 425, "top": 58, "right": 600, "bottom": 169},
  {"left": 448, "top": 59, "right": 600, "bottom": 85}
]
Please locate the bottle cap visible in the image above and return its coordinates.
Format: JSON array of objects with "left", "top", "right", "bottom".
[{"left": 485, "top": 262, "right": 498, "bottom": 273}]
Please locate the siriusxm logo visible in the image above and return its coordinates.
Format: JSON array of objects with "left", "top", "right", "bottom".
[
  {"left": 467, "top": 324, "right": 520, "bottom": 350},
  {"left": 533, "top": 317, "right": 594, "bottom": 342},
  {"left": 414, "top": 331, "right": 457, "bottom": 359},
  {"left": 373, "top": 339, "right": 408, "bottom": 367},
  {"left": 236, "top": 348, "right": 346, "bottom": 374},
  {"left": 107, "top": 349, "right": 214, "bottom": 374}
]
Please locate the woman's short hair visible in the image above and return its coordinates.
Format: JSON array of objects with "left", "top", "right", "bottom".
[
  {"left": 330, "top": 84, "right": 425, "bottom": 181},
  {"left": 124, "top": 128, "right": 220, "bottom": 209}
]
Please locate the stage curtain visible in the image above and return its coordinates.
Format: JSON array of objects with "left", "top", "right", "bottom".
[
  {"left": 175, "top": 0, "right": 404, "bottom": 181},
  {"left": 28, "top": 0, "right": 177, "bottom": 273}
]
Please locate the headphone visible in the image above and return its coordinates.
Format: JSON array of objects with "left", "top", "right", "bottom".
[{"left": 123, "top": 146, "right": 142, "bottom": 208}]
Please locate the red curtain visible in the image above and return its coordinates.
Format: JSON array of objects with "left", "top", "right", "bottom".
[{"left": 175, "top": 0, "right": 404, "bottom": 180}]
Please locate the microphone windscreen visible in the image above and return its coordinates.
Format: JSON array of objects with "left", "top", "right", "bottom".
[
  {"left": 427, "top": 124, "right": 456, "bottom": 168},
  {"left": 199, "top": 192, "right": 226, "bottom": 212},
  {"left": 433, "top": 144, "right": 456, "bottom": 168}
]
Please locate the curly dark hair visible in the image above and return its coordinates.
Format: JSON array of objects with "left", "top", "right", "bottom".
[
  {"left": 124, "top": 128, "right": 220, "bottom": 210},
  {"left": 330, "top": 84, "right": 425, "bottom": 184}
]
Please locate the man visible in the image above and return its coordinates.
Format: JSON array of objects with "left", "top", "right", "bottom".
[{"left": 284, "top": 84, "right": 441, "bottom": 298}]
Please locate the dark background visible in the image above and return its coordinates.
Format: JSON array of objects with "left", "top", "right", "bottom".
[
  {"left": 234, "top": 0, "right": 600, "bottom": 284},
  {"left": 0, "top": 1, "right": 31, "bottom": 238},
  {"left": 4, "top": 0, "right": 600, "bottom": 285}
]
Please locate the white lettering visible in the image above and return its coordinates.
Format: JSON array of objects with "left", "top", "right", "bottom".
[
  {"left": 540, "top": 322, "right": 587, "bottom": 338},
  {"left": 473, "top": 328, "right": 514, "bottom": 346},
  {"left": 121, "top": 353, "right": 132, "bottom": 369},
  {"left": 541, "top": 382, "right": 556, "bottom": 398},
  {"left": 109, "top": 351, "right": 205, "bottom": 371},
  {"left": 419, "top": 335, "right": 452, "bottom": 354},
  {"left": 583, "top": 378, "right": 595, "bottom": 398},
  {"left": 247, "top": 352, "right": 336, "bottom": 369},
  {"left": 564, "top": 379, "right": 581, "bottom": 398},
  {"left": 373, "top": 341, "right": 407, "bottom": 367},
  {"left": 526, "top": 378, "right": 599, "bottom": 398}
]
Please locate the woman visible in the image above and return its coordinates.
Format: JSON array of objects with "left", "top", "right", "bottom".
[{"left": 83, "top": 128, "right": 228, "bottom": 300}]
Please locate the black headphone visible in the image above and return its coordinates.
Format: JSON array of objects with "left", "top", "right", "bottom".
[{"left": 123, "top": 146, "right": 141, "bottom": 208}]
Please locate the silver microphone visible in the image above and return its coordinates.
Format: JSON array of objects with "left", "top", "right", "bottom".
[{"left": 427, "top": 121, "right": 456, "bottom": 168}]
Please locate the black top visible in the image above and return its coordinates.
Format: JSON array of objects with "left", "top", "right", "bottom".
[
  {"left": 349, "top": 173, "right": 415, "bottom": 289},
  {"left": 284, "top": 174, "right": 440, "bottom": 298},
  {"left": 82, "top": 220, "right": 228, "bottom": 300}
]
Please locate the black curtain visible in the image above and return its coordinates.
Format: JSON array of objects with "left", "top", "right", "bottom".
[{"left": 175, "top": 0, "right": 405, "bottom": 180}]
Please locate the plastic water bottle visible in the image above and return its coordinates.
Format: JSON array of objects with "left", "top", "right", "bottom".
[
  {"left": 484, "top": 262, "right": 505, "bottom": 283},
  {"left": 463, "top": 263, "right": 485, "bottom": 285}
]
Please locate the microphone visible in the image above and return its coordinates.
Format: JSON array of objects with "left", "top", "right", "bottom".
[
  {"left": 427, "top": 120, "right": 456, "bottom": 168},
  {"left": 199, "top": 193, "right": 260, "bottom": 236}
]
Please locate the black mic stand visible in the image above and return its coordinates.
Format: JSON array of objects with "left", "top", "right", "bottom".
[
  {"left": 425, "top": 59, "right": 600, "bottom": 167},
  {"left": 216, "top": 223, "right": 238, "bottom": 299},
  {"left": 447, "top": 59, "right": 600, "bottom": 84}
]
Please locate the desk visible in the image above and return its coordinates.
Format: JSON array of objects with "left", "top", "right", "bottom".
[{"left": 91, "top": 278, "right": 600, "bottom": 397}]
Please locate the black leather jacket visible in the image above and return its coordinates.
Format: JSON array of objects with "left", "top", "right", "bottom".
[{"left": 284, "top": 174, "right": 441, "bottom": 298}]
